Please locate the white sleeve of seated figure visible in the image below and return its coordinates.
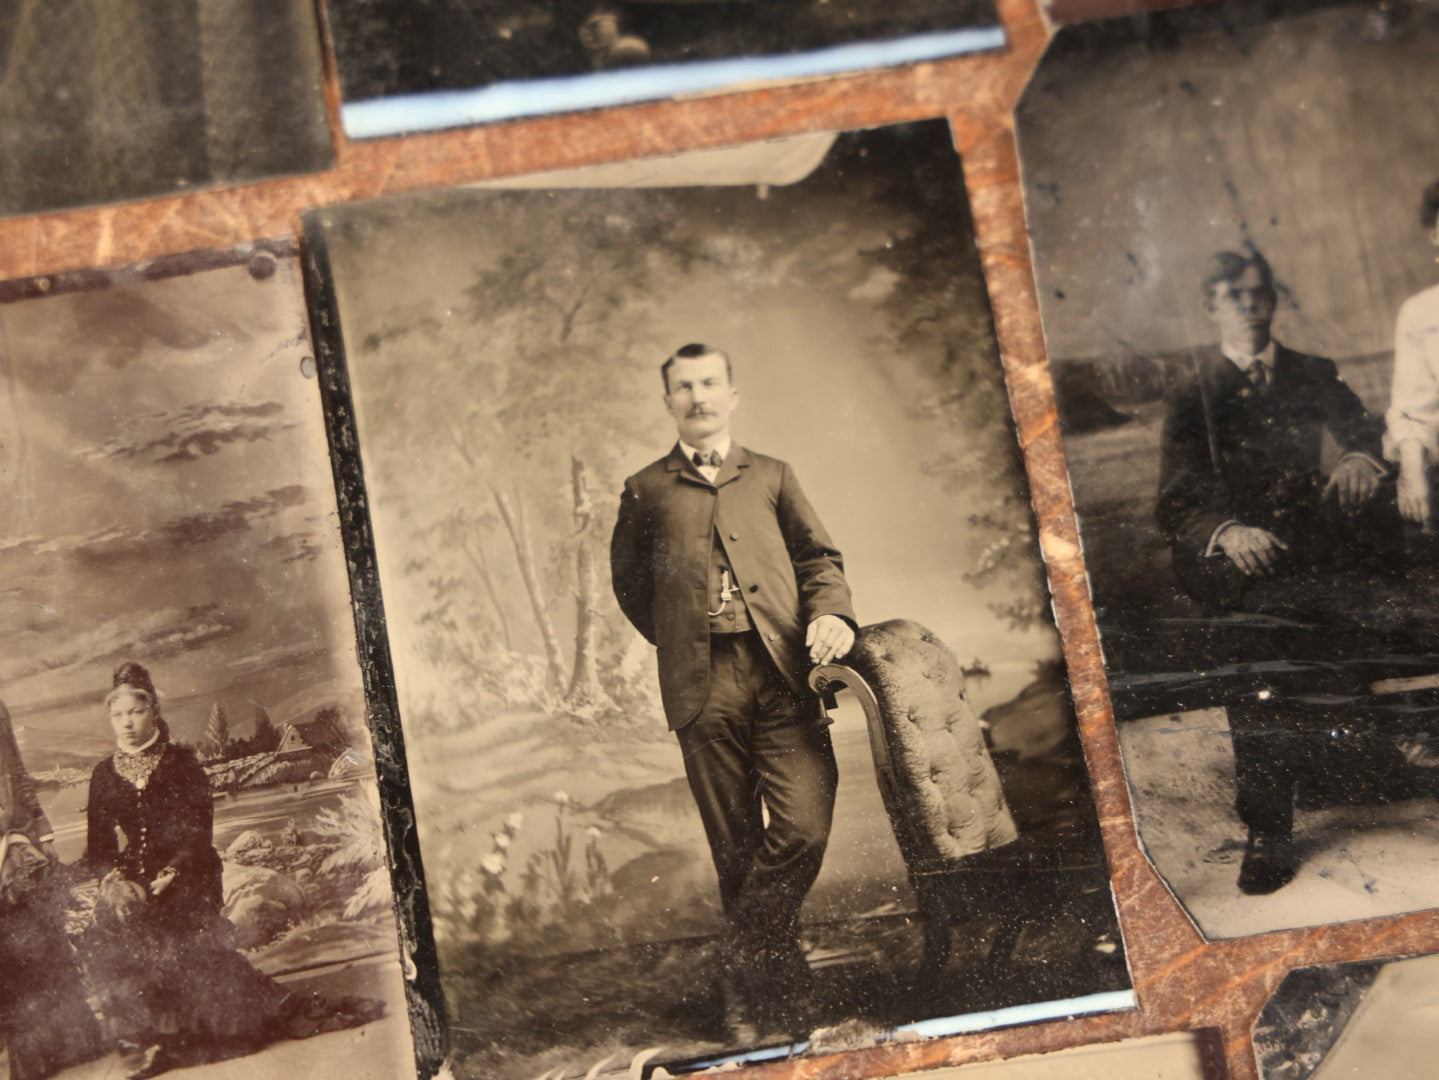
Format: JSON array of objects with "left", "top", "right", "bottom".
[{"left": 1385, "top": 293, "right": 1439, "bottom": 463}]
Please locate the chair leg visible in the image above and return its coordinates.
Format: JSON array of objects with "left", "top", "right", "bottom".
[
  {"left": 915, "top": 878, "right": 952, "bottom": 979},
  {"left": 985, "top": 908, "right": 1026, "bottom": 976}
]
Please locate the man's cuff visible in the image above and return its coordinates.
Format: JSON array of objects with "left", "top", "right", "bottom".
[
  {"left": 1338, "top": 451, "right": 1388, "bottom": 477},
  {"left": 1205, "top": 520, "right": 1240, "bottom": 558},
  {"left": 807, "top": 608, "right": 858, "bottom": 632}
]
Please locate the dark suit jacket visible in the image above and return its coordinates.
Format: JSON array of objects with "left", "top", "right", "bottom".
[
  {"left": 611, "top": 443, "right": 856, "bottom": 729},
  {"left": 1156, "top": 343, "right": 1384, "bottom": 571}
]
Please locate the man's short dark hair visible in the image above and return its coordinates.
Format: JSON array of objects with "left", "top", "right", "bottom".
[
  {"left": 661, "top": 343, "right": 732, "bottom": 392},
  {"left": 1421, "top": 180, "right": 1439, "bottom": 232},
  {"left": 1201, "top": 249, "right": 1276, "bottom": 303}
]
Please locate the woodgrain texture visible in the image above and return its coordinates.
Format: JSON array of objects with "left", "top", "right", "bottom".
[{"left": 7, "top": 1, "right": 1435, "bottom": 1078}]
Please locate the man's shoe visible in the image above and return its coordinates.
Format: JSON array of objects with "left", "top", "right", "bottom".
[
  {"left": 718, "top": 969, "right": 761, "bottom": 1045},
  {"left": 1238, "top": 830, "right": 1299, "bottom": 895},
  {"left": 751, "top": 939, "right": 819, "bottom": 1037}
]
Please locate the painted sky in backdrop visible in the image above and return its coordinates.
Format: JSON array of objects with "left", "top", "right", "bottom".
[{"left": 0, "top": 257, "right": 362, "bottom": 764}]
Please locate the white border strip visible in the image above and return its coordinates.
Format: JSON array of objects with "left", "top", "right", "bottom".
[
  {"left": 340, "top": 26, "right": 1007, "bottom": 138},
  {"left": 680, "top": 989, "right": 1139, "bottom": 1072},
  {"left": 898, "top": 988, "right": 1138, "bottom": 1039}
]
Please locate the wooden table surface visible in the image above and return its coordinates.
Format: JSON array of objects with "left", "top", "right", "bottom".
[{"left": 7, "top": 1, "right": 1435, "bottom": 1077}]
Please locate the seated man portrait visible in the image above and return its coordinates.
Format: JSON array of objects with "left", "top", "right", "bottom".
[
  {"left": 1154, "top": 248, "right": 1416, "bottom": 896},
  {"left": 1156, "top": 249, "right": 1392, "bottom": 616}
]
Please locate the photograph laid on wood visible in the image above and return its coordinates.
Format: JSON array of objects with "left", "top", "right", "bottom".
[
  {"left": 303, "top": 119, "right": 1133, "bottom": 1079},
  {"left": 1253, "top": 953, "right": 1439, "bottom": 1080},
  {"left": 0, "top": 0, "right": 332, "bottom": 218},
  {"left": 878, "top": 1030, "right": 1223, "bottom": 1080},
  {"left": 1015, "top": 0, "right": 1439, "bottom": 939},
  {"left": 0, "top": 245, "right": 417, "bottom": 1080},
  {"left": 322, "top": 0, "right": 1004, "bottom": 137}
]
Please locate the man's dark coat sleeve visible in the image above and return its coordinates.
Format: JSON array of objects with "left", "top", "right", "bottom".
[
  {"left": 1155, "top": 379, "right": 1230, "bottom": 558},
  {"left": 775, "top": 461, "right": 855, "bottom": 631},
  {"left": 610, "top": 477, "right": 656, "bottom": 645},
  {"left": 1313, "top": 355, "right": 1387, "bottom": 459}
]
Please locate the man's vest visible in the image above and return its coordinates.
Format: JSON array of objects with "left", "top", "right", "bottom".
[{"left": 707, "top": 529, "right": 754, "bottom": 633}]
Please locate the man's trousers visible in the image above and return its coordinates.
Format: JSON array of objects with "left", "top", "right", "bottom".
[
  {"left": 1229, "top": 701, "right": 1308, "bottom": 836},
  {"left": 675, "top": 631, "right": 838, "bottom": 967}
]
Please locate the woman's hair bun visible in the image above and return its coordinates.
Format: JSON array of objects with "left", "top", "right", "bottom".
[{"left": 111, "top": 661, "right": 156, "bottom": 700}]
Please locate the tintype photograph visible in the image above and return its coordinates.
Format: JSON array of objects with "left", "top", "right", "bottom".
[
  {"left": 1254, "top": 953, "right": 1439, "bottom": 1080},
  {"left": 1016, "top": 0, "right": 1439, "bottom": 937},
  {"left": 0, "top": 246, "right": 415, "bottom": 1079},
  {"left": 323, "top": 0, "right": 1003, "bottom": 137},
  {"left": 0, "top": 1, "right": 331, "bottom": 218},
  {"left": 304, "top": 120, "right": 1131, "bottom": 1079}
]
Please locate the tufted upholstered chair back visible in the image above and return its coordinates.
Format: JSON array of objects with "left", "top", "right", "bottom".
[{"left": 811, "top": 618, "right": 1018, "bottom": 872}]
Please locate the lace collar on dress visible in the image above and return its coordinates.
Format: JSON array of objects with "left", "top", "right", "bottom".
[{"left": 111, "top": 733, "right": 167, "bottom": 791}]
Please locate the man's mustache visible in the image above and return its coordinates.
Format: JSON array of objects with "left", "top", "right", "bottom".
[{"left": 687, "top": 406, "right": 716, "bottom": 417}]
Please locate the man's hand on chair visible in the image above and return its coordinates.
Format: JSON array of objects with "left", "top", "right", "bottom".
[{"left": 807, "top": 615, "right": 855, "bottom": 666}]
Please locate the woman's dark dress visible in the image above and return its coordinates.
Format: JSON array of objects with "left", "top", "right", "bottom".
[{"left": 83, "top": 738, "right": 291, "bottom": 1048}]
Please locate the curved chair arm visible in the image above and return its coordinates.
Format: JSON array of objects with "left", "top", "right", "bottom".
[
  {"left": 810, "top": 662, "right": 891, "bottom": 777},
  {"left": 810, "top": 660, "right": 942, "bottom": 871}
]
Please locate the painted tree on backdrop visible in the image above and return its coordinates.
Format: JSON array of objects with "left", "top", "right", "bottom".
[
  {"left": 355, "top": 189, "right": 705, "bottom": 727},
  {"left": 251, "top": 704, "right": 279, "bottom": 753},
  {"left": 203, "top": 702, "right": 231, "bottom": 761}
]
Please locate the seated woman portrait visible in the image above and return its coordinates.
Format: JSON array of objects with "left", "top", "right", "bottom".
[{"left": 82, "top": 661, "right": 379, "bottom": 1079}]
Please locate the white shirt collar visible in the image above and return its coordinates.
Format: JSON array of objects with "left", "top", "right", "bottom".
[
  {"left": 1221, "top": 339, "right": 1276, "bottom": 373},
  {"left": 678, "top": 436, "right": 732, "bottom": 468}
]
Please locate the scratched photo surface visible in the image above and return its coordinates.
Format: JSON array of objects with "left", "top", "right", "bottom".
[
  {"left": 1253, "top": 953, "right": 1439, "bottom": 1080},
  {"left": 0, "top": 0, "right": 331, "bottom": 218},
  {"left": 304, "top": 120, "right": 1130, "bottom": 1079},
  {"left": 1016, "top": 0, "right": 1439, "bottom": 938},
  {"left": 0, "top": 247, "right": 415, "bottom": 1079},
  {"left": 323, "top": 0, "right": 1002, "bottom": 136}
]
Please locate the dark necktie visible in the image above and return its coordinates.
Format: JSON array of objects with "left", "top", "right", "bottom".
[
  {"left": 1249, "top": 358, "right": 1270, "bottom": 388},
  {"left": 692, "top": 449, "right": 722, "bottom": 468}
]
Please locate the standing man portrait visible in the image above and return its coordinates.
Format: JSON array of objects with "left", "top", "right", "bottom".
[{"left": 610, "top": 342, "right": 856, "bottom": 1039}]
